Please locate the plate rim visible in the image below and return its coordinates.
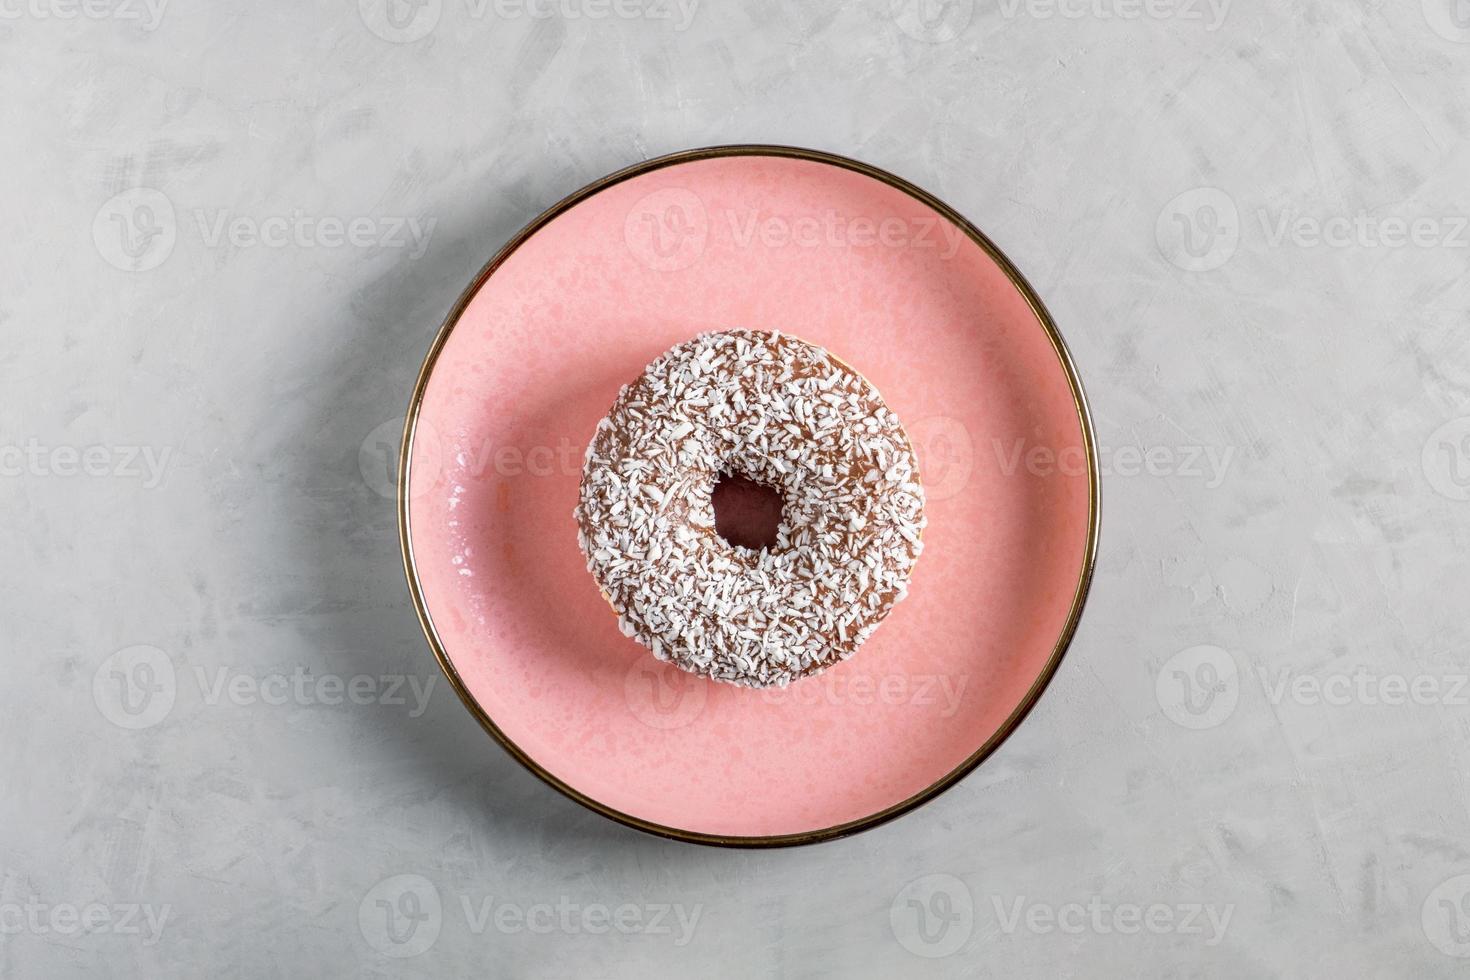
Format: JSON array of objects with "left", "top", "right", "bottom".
[{"left": 397, "top": 144, "right": 1101, "bottom": 848}]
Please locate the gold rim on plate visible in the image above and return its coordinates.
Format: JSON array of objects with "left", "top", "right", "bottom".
[{"left": 397, "top": 144, "right": 1101, "bottom": 848}]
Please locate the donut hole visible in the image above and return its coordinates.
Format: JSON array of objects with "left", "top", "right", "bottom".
[{"left": 711, "top": 472, "right": 785, "bottom": 552}]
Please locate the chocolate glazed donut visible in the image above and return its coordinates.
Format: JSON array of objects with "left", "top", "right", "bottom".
[{"left": 575, "top": 330, "right": 926, "bottom": 688}]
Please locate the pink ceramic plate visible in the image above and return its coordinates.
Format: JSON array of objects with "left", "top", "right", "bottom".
[{"left": 399, "top": 146, "right": 1098, "bottom": 846}]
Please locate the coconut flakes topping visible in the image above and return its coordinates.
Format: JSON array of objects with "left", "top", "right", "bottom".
[{"left": 574, "top": 329, "right": 926, "bottom": 688}]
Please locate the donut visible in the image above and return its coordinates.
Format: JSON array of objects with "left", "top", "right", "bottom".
[{"left": 575, "top": 329, "right": 926, "bottom": 688}]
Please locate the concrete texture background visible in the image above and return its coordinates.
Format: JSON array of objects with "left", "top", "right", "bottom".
[{"left": 4, "top": 0, "right": 1470, "bottom": 975}]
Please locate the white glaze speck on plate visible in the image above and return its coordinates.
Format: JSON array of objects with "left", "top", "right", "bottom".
[{"left": 575, "top": 329, "right": 926, "bottom": 687}]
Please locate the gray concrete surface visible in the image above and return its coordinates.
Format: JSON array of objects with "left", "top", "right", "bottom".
[{"left": 4, "top": 0, "right": 1470, "bottom": 975}]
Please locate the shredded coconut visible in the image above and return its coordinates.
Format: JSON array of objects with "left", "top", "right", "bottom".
[{"left": 574, "top": 330, "right": 926, "bottom": 687}]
